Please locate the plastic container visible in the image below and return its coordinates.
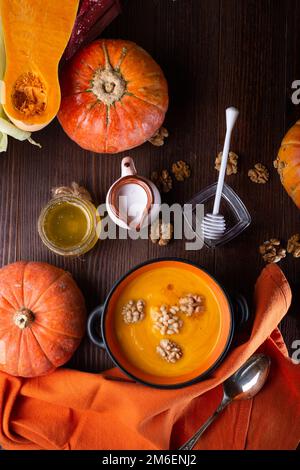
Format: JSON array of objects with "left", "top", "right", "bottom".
[{"left": 184, "top": 183, "right": 251, "bottom": 248}]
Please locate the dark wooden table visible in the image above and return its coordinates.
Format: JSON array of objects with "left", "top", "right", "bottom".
[{"left": 0, "top": 0, "right": 299, "bottom": 374}]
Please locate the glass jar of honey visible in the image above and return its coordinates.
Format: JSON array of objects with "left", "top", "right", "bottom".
[{"left": 38, "top": 183, "right": 100, "bottom": 257}]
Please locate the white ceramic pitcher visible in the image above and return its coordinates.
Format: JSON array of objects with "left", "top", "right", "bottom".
[{"left": 106, "top": 157, "right": 161, "bottom": 231}]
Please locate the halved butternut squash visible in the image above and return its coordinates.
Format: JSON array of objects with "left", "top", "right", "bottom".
[{"left": 0, "top": 0, "right": 79, "bottom": 132}]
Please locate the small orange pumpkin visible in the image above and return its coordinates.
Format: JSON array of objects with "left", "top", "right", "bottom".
[
  {"left": 275, "top": 120, "right": 300, "bottom": 208},
  {"left": 58, "top": 39, "right": 169, "bottom": 154},
  {"left": 0, "top": 261, "right": 86, "bottom": 377}
]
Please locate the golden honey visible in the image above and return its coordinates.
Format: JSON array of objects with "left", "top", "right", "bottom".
[
  {"left": 38, "top": 194, "right": 99, "bottom": 257},
  {"left": 43, "top": 201, "right": 89, "bottom": 249}
]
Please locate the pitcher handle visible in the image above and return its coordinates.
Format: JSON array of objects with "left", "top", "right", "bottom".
[{"left": 121, "top": 157, "right": 137, "bottom": 177}]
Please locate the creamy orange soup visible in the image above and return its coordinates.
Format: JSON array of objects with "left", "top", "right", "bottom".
[{"left": 112, "top": 265, "right": 230, "bottom": 379}]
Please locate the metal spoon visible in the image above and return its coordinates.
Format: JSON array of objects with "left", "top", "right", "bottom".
[{"left": 179, "top": 353, "right": 271, "bottom": 450}]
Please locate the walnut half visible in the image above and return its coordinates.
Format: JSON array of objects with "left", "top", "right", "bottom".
[
  {"left": 150, "top": 219, "right": 173, "bottom": 246},
  {"left": 179, "top": 293, "right": 205, "bottom": 316},
  {"left": 121, "top": 299, "right": 146, "bottom": 324},
  {"left": 287, "top": 234, "right": 300, "bottom": 258},
  {"left": 151, "top": 169, "right": 173, "bottom": 193},
  {"left": 273, "top": 157, "right": 286, "bottom": 180},
  {"left": 149, "top": 127, "right": 169, "bottom": 146},
  {"left": 215, "top": 151, "right": 238, "bottom": 175},
  {"left": 152, "top": 304, "right": 183, "bottom": 335},
  {"left": 259, "top": 239, "right": 286, "bottom": 263},
  {"left": 171, "top": 160, "right": 191, "bottom": 181},
  {"left": 248, "top": 163, "right": 269, "bottom": 184},
  {"left": 156, "top": 339, "right": 183, "bottom": 363}
]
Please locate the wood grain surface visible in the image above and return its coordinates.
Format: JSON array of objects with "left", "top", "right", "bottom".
[{"left": 0, "top": 0, "right": 299, "bottom": 374}]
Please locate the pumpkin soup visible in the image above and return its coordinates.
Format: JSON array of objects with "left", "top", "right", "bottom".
[{"left": 112, "top": 264, "right": 231, "bottom": 379}]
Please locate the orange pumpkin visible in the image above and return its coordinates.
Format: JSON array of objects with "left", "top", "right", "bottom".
[
  {"left": 0, "top": 261, "right": 86, "bottom": 377},
  {"left": 58, "top": 39, "right": 169, "bottom": 154},
  {"left": 275, "top": 120, "right": 300, "bottom": 208}
]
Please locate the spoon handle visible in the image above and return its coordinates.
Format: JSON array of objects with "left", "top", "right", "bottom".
[
  {"left": 213, "top": 107, "right": 239, "bottom": 215},
  {"left": 178, "top": 396, "right": 231, "bottom": 451}
]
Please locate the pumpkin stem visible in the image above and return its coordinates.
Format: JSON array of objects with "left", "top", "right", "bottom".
[
  {"left": 14, "top": 308, "right": 35, "bottom": 329},
  {"left": 102, "top": 42, "right": 113, "bottom": 72},
  {"left": 91, "top": 43, "right": 127, "bottom": 106}
]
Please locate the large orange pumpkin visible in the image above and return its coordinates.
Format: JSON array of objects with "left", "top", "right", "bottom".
[
  {"left": 0, "top": 261, "right": 86, "bottom": 377},
  {"left": 58, "top": 39, "right": 169, "bottom": 154},
  {"left": 274, "top": 120, "right": 300, "bottom": 209}
]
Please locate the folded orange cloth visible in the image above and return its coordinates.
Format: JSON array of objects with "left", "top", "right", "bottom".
[{"left": 0, "top": 264, "right": 299, "bottom": 450}]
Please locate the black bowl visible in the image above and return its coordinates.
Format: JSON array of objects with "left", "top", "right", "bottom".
[{"left": 87, "top": 258, "right": 249, "bottom": 389}]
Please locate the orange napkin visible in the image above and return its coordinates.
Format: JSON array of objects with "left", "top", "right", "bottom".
[{"left": 0, "top": 264, "right": 299, "bottom": 450}]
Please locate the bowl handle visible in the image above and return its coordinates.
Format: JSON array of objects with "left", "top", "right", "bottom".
[
  {"left": 87, "top": 305, "right": 105, "bottom": 349},
  {"left": 230, "top": 293, "right": 249, "bottom": 330}
]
